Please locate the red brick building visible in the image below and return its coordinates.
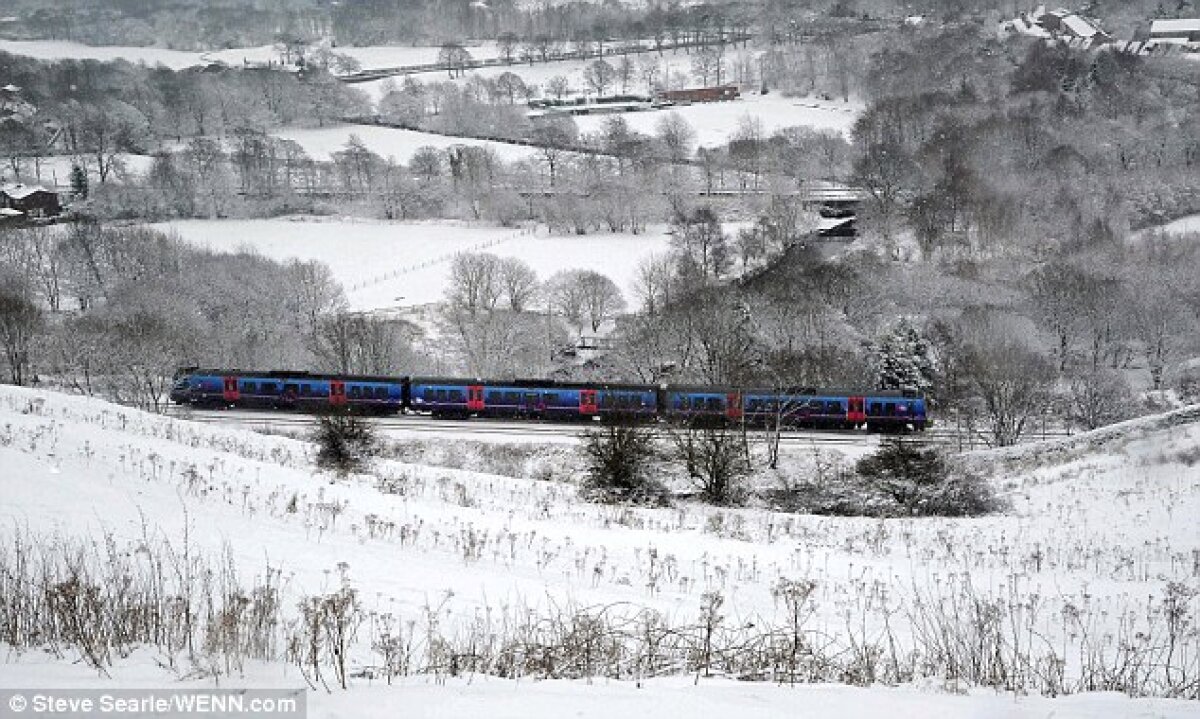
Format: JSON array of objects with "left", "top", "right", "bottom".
[{"left": 656, "top": 85, "right": 740, "bottom": 104}]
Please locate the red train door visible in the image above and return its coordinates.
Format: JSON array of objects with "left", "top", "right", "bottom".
[
  {"left": 222, "top": 376, "right": 239, "bottom": 403},
  {"left": 329, "top": 381, "right": 347, "bottom": 406},
  {"left": 580, "top": 389, "right": 597, "bottom": 415},
  {"left": 848, "top": 396, "right": 866, "bottom": 425},
  {"left": 467, "top": 385, "right": 485, "bottom": 412},
  {"left": 726, "top": 392, "right": 743, "bottom": 421}
]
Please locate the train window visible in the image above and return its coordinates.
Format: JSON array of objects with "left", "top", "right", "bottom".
[
  {"left": 706, "top": 397, "right": 722, "bottom": 412},
  {"left": 600, "top": 394, "right": 612, "bottom": 409},
  {"left": 868, "top": 403, "right": 880, "bottom": 415},
  {"left": 450, "top": 390, "right": 464, "bottom": 402},
  {"left": 825, "top": 401, "right": 840, "bottom": 414},
  {"left": 261, "top": 383, "right": 276, "bottom": 395},
  {"left": 243, "top": 381, "right": 256, "bottom": 392},
  {"left": 423, "top": 388, "right": 434, "bottom": 401},
  {"left": 884, "top": 402, "right": 895, "bottom": 416},
  {"left": 436, "top": 389, "right": 447, "bottom": 402}
]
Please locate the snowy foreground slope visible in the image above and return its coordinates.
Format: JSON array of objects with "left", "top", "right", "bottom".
[{"left": 1, "top": 386, "right": 1198, "bottom": 717}]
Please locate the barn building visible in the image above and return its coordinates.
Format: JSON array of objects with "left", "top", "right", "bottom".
[
  {"left": 1149, "top": 19, "right": 1200, "bottom": 45},
  {"left": 656, "top": 85, "right": 740, "bottom": 104},
  {"left": 0, "top": 183, "right": 62, "bottom": 218}
]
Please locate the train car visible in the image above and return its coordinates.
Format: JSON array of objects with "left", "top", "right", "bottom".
[
  {"left": 863, "top": 391, "right": 927, "bottom": 432},
  {"left": 662, "top": 386, "right": 742, "bottom": 425},
  {"left": 408, "top": 378, "right": 658, "bottom": 422},
  {"left": 668, "top": 386, "right": 928, "bottom": 432},
  {"left": 170, "top": 368, "right": 406, "bottom": 415},
  {"left": 741, "top": 390, "right": 852, "bottom": 429}
]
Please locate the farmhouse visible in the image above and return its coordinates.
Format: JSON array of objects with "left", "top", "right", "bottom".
[
  {"left": 1002, "top": 6, "right": 1110, "bottom": 45},
  {"left": 1149, "top": 18, "right": 1200, "bottom": 44},
  {"left": 0, "top": 183, "right": 62, "bottom": 218}
]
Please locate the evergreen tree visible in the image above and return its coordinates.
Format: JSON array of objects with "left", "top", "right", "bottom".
[
  {"left": 69, "top": 164, "right": 88, "bottom": 199},
  {"left": 871, "top": 318, "right": 934, "bottom": 392}
]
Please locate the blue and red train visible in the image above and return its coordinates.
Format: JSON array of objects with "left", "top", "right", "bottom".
[{"left": 169, "top": 368, "right": 928, "bottom": 432}]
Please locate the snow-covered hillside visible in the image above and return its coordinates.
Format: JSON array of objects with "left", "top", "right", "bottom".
[{"left": 1, "top": 386, "right": 1198, "bottom": 716}]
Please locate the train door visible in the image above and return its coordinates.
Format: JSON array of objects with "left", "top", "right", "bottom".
[
  {"left": 222, "top": 376, "right": 240, "bottom": 403},
  {"left": 329, "top": 381, "right": 347, "bottom": 407},
  {"left": 467, "top": 385, "right": 485, "bottom": 412},
  {"left": 847, "top": 396, "right": 866, "bottom": 426},
  {"left": 725, "top": 392, "right": 743, "bottom": 421},
  {"left": 580, "top": 389, "right": 598, "bottom": 416}
]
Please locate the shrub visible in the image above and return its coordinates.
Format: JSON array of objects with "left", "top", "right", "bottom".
[
  {"left": 855, "top": 439, "right": 999, "bottom": 517},
  {"left": 580, "top": 422, "right": 668, "bottom": 505},
  {"left": 311, "top": 414, "right": 379, "bottom": 475},
  {"left": 667, "top": 423, "right": 750, "bottom": 506}
]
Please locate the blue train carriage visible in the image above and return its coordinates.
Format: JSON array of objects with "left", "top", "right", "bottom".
[
  {"left": 740, "top": 389, "right": 853, "bottom": 429},
  {"left": 862, "top": 390, "right": 927, "bottom": 432},
  {"left": 408, "top": 377, "right": 658, "bottom": 421},
  {"left": 170, "top": 368, "right": 405, "bottom": 414},
  {"left": 662, "top": 385, "right": 744, "bottom": 425},
  {"left": 664, "top": 385, "right": 928, "bottom": 432}
]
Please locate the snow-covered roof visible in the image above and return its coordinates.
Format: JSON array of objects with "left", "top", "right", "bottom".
[
  {"left": 1149, "top": 18, "right": 1200, "bottom": 36},
  {"left": 1060, "top": 14, "right": 1100, "bottom": 38},
  {"left": 0, "top": 182, "right": 54, "bottom": 199}
]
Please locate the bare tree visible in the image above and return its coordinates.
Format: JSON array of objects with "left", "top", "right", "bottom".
[
  {"left": 639, "top": 55, "right": 662, "bottom": 95},
  {"left": 496, "top": 256, "right": 539, "bottom": 312},
  {"left": 547, "top": 269, "right": 590, "bottom": 329},
  {"left": 545, "top": 75, "right": 571, "bottom": 101},
  {"left": 632, "top": 252, "right": 678, "bottom": 315},
  {"left": 616, "top": 56, "right": 636, "bottom": 93},
  {"left": 0, "top": 269, "right": 42, "bottom": 386},
  {"left": 494, "top": 72, "right": 528, "bottom": 104},
  {"left": 577, "top": 270, "right": 626, "bottom": 332},
  {"left": 655, "top": 112, "right": 696, "bottom": 162},
  {"left": 314, "top": 312, "right": 414, "bottom": 375},
  {"left": 583, "top": 59, "right": 617, "bottom": 97},
  {"left": 409, "top": 146, "right": 443, "bottom": 181},
  {"left": 670, "top": 205, "right": 729, "bottom": 280},
  {"left": 691, "top": 44, "right": 726, "bottom": 87},
  {"left": 446, "top": 252, "right": 503, "bottom": 314},
  {"left": 952, "top": 328, "right": 1055, "bottom": 447},
  {"left": 497, "top": 32, "right": 520, "bottom": 64},
  {"left": 438, "top": 43, "right": 473, "bottom": 78},
  {"left": 667, "top": 423, "right": 750, "bottom": 506}
]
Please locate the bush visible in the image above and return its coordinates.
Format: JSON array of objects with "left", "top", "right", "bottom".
[
  {"left": 579, "top": 422, "right": 667, "bottom": 505},
  {"left": 312, "top": 414, "right": 379, "bottom": 475},
  {"left": 667, "top": 423, "right": 750, "bottom": 506},
  {"left": 855, "top": 440, "right": 999, "bottom": 517}
]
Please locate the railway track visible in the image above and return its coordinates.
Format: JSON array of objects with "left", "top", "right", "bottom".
[{"left": 164, "top": 407, "right": 894, "bottom": 446}]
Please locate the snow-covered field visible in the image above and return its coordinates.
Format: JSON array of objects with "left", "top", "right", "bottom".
[
  {"left": 1149, "top": 213, "right": 1200, "bottom": 236},
  {"left": 0, "top": 383, "right": 1198, "bottom": 715},
  {"left": 572, "top": 93, "right": 862, "bottom": 146},
  {"left": 153, "top": 217, "right": 672, "bottom": 311},
  {"left": 271, "top": 124, "right": 537, "bottom": 164},
  {"left": 0, "top": 39, "right": 490, "bottom": 71}
]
